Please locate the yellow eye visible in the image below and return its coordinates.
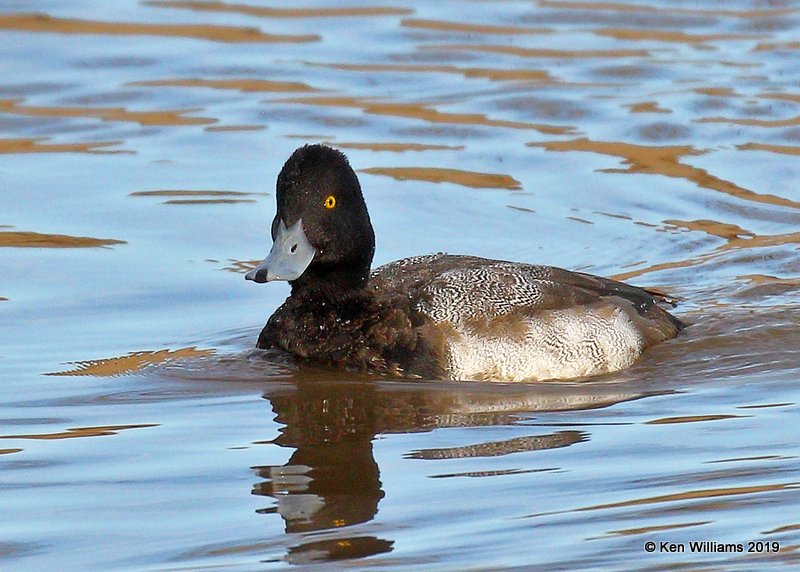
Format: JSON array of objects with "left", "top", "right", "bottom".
[{"left": 324, "top": 195, "right": 336, "bottom": 209}]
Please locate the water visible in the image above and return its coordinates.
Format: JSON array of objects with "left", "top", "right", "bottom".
[{"left": 2, "top": 1, "right": 800, "bottom": 569}]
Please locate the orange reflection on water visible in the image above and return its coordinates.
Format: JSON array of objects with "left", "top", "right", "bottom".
[
  {"left": 401, "top": 18, "right": 549, "bottom": 36},
  {"left": 626, "top": 101, "right": 672, "bottom": 114},
  {"left": 528, "top": 138, "right": 800, "bottom": 210},
  {"left": 275, "top": 96, "right": 574, "bottom": 134},
  {"left": 671, "top": 223, "right": 800, "bottom": 252},
  {"left": 755, "top": 41, "right": 800, "bottom": 52},
  {"left": 0, "top": 231, "right": 125, "bottom": 248},
  {"left": 0, "top": 12, "right": 319, "bottom": 43},
  {"left": 735, "top": 276, "right": 800, "bottom": 298},
  {"left": 205, "top": 124, "right": 265, "bottom": 132},
  {"left": 360, "top": 166, "right": 522, "bottom": 190},
  {"left": 594, "top": 28, "right": 762, "bottom": 45},
  {"left": 331, "top": 142, "right": 465, "bottom": 152},
  {"left": 46, "top": 347, "right": 214, "bottom": 376},
  {"left": 0, "top": 98, "right": 215, "bottom": 127},
  {"left": 694, "top": 87, "right": 738, "bottom": 97},
  {"left": 697, "top": 114, "right": 800, "bottom": 128},
  {"left": 663, "top": 219, "right": 754, "bottom": 241},
  {"left": 308, "top": 61, "right": 555, "bottom": 83},
  {"left": 1, "top": 424, "right": 157, "bottom": 440},
  {"left": 0, "top": 137, "right": 126, "bottom": 155},
  {"left": 145, "top": 0, "right": 412, "bottom": 18},
  {"left": 539, "top": 1, "right": 798, "bottom": 19},
  {"left": 612, "top": 223, "right": 800, "bottom": 282},
  {"left": 737, "top": 143, "right": 800, "bottom": 156},
  {"left": 428, "top": 43, "right": 649, "bottom": 59},
  {"left": 760, "top": 92, "right": 800, "bottom": 104},
  {"left": 129, "top": 78, "right": 320, "bottom": 93}
]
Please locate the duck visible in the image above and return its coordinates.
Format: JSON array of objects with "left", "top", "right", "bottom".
[{"left": 245, "top": 144, "right": 684, "bottom": 382}]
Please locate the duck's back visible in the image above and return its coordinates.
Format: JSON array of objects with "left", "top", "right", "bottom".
[{"left": 370, "top": 254, "right": 683, "bottom": 381}]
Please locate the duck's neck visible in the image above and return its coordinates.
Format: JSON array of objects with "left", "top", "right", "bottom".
[{"left": 290, "top": 262, "right": 370, "bottom": 305}]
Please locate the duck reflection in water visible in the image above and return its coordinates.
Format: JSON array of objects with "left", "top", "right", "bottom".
[
  {"left": 252, "top": 380, "right": 389, "bottom": 563},
  {"left": 252, "top": 382, "right": 385, "bottom": 534},
  {"left": 250, "top": 375, "right": 659, "bottom": 563}
]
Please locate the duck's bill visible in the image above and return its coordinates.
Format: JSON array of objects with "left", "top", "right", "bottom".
[{"left": 245, "top": 218, "right": 315, "bottom": 283}]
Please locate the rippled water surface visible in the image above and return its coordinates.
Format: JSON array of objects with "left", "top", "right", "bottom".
[{"left": 2, "top": 0, "right": 800, "bottom": 569}]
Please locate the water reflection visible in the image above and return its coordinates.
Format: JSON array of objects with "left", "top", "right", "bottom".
[
  {"left": 1, "top": 424, "right": 157, "bottom": 440},
  {"left": 252, "top": 377, "right": 656, "bottom": 562},
  {"left": 360, "top": 165, "right": 522, "bottom": 189},
  {"left": 45, "top": 347, "right": 214, "bottom": 376},
  {"left": 274, "top": 95, "right": 574, "bottom": 134},
  {"left": 308, "top": 61, "right": 555, "bottom": 83},
  {"left": 0, "top": 98, "right": 216, "bottom": 127},
  {"left": 0, "top": 137, "right": 126, "bottom": 155},
  {"left": 528, "top": 138, "right": 800, "bottom": 210},
  {"left": 0, "top": 229, "right": 126, "bottom": 248},
  {"left": 408, "top": 430, "right": 587, "bottom": 460},
  {"left": 146, "top": 1, "right": 413, "bottom": 19},
  {"left": 130, "top": 189, "right": 265, "bottom": 205},
  {"left": 253, "top": 383, "right": 385, "bottom": 534},
  {"left": 129, "top": 78, "right": 320, "bottom": 93},
  {"left": 0, "top": 12, "right": 319, "bottom": 43}
]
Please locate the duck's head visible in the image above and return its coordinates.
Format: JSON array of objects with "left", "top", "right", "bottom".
[{"left": 245, "top": 144, "right": 375, "bottom": 296}]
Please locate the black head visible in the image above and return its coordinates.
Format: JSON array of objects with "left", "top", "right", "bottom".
[{"left": 247, "top": 144, "right": 376, "bottom": 299}]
